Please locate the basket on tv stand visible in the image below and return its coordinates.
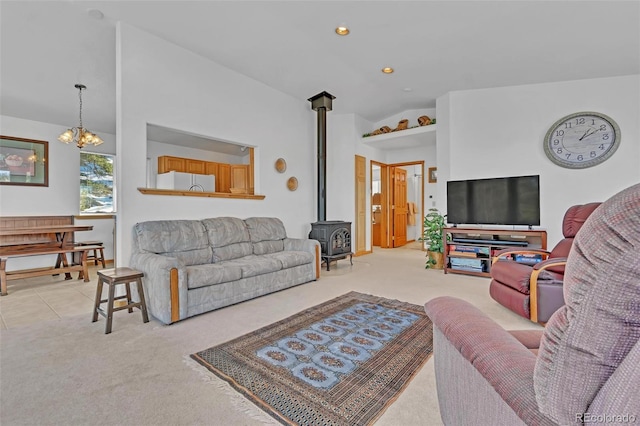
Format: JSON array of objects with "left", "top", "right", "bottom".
[{"left": 443, "top": 227, "right": 547, "bottom": 278}]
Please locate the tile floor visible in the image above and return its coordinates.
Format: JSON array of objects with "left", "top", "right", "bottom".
[{"left": 0, "top": 264, "right": 107, "bottom": 330}]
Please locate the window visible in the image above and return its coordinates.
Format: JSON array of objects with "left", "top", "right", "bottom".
[{"left": 80, "top": 152, "right": 115, "bottom": 214}]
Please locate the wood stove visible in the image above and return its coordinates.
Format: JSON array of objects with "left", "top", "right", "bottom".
[
  {"left": 309, "top": 221, "right": 353, "bottom": 271},
  {"left": 308, "top": 92, "right": 353, "bottom": 271}
]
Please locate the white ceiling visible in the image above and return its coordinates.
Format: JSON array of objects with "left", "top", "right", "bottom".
[{"left": 1, "top": 1, "right": 639, "bottom": 136}]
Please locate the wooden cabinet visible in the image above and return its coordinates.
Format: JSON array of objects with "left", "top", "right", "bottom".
[
  {"left": 231, "top": 165, "right": 249, "bottom": 190},
  {"left": 159, "top": 156, "right": 207, "bottom": 175},
  {"left": 157, "top": 155, "right": 251, "bottom": 194},
  {"left": 443, "top": 227, "right": 547, "bottom": 277},
  {"left": 205, "top": 161, "right": 218, "bottom": 176},
  {"left": 217, "top": 163, "right": 231, "bottom": 193},
  {"left": 185, "top": 159, "right": 206, "bottom": 174},
  {"left": 158, "top": 156, "right": 186, "bottom": 174}
]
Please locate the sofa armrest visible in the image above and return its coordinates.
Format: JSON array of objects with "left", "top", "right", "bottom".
[
  {"left": 492, "top": 248, "right": 551, "bottom": 265},
  {"left": 424, "top": 297, "right": 553, "bottom": 425},
  {"left": 284, "top": 238, "right": 321, "bottom": 279},
  {"left": 130, "top": 252, "right": 187, "bottom": 324},
  {"left": 530, "top": 257, "right": 567, "bottom": 323},
  {"left": 532, "top": 257, "right": 567, "bottom": 271}
]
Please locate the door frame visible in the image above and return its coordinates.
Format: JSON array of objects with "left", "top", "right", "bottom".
[
  {"left": 370, "top": 160, "right": 424, "bottom": 250},
  {"left": 370, "top": 161, "right": 389, "bottom": 248}
]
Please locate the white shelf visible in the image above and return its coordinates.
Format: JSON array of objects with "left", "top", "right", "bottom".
[{"left": 361, "top": 124, "right": 437, "bottom": 150}]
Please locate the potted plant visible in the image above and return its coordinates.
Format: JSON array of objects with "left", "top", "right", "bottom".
[{"left": 423, "top": 208, "right": 446, "bottom": 269}]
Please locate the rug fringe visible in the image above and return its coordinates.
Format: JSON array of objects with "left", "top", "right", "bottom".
[{"left": 182, "top": 355, "right": 277, "bottom": 424}]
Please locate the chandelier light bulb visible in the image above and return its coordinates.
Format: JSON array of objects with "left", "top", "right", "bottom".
[{"left": 58, "top": 84, "right": 103, "bottom": 149}]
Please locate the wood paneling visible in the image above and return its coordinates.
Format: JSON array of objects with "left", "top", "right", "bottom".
[
  {"left": 0, "top": 215, "right": 73, "bottom": 246},
  {"left": 355, "top": 155, "right": 367, "bottom": 255}
]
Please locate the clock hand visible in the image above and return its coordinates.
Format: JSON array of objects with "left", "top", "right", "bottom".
[
  {"left": 578, "top": 130, "right": 590, "bottom": 141},
  {"left": 579, "top": 128, "right": 600, "bottom": 141}
]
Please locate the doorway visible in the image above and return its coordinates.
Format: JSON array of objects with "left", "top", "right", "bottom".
[{"left": 370, "top": 160, "right": 424, "bottom": 249}]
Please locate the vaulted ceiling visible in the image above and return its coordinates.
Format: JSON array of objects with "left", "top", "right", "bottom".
[{"left": 1, "top": 1, "right": 638, "bottom": 136}]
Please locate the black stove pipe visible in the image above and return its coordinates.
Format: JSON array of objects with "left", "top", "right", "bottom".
[{"left": 308, "top": 91, "right": 335, "bottom": 222}]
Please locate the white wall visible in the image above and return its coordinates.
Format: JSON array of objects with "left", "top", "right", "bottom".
[
  {"left": 328, "top": 112, "right": 437, "bottom": 252},
  {"left": 437, "top": 74, "right": 640, "bottom": 246},
  {"left": 116, "top": 23, "right": 316, "bottom": 265},
  {"left": 0, "top": 115, "right": 116, "bottom": 269}
]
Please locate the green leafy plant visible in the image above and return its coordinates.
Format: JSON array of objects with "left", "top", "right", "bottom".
[{"left": 423, "top": 208, "right": 446, "bottom": 268}]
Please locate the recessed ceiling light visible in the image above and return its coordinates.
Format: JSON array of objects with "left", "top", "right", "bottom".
[
  {"left": 403, "top": 88, "right": 413, "bottom": 92},
  {"left": 382, "top": 67, "right": 394, "bottom": 74},
  {"left": 335, "top": 26, "right": 350, "bottom": 36}
]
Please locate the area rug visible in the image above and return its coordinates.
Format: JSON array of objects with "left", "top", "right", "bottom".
[{"left": 191, "top": 291, "right": 433, "bottom": 425}]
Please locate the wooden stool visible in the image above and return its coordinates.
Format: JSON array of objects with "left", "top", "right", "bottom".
[
  {"left": 92, "top": 267, "right": 149, "bottom": 334},
  {"left": 76, "top": 240, "right": 106, "bottom": 268}
]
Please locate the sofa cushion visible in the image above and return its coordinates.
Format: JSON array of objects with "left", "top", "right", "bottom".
[
  {"left": 202, "top": 217, "right": 253, "bottom": 262},
  {"left": 533, "top": 184, "right": 640, "bottom": 424},
  {"left": 245, "top": 217, "right": 286, "bottom": 254},
  {"left": 186, "top": 263, "right": 243, "bottom": 289},
  {"left": 134, "top": 220, "right": 212, "bottom": 266},
  {"left": 252, "top": 240, "right": 284, "bottom": 255},
  {"left": 264, "top": 251, "right": 314, "bottom": 269},
  {"left": 223, "top": 255, "right": 283, "bottom": 278}
]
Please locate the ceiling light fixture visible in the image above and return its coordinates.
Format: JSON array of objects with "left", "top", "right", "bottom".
[
  {"left": 87, "top": 9, "right": 104, "bottom": 20},
  {"left": 335, "top": 26, "right": 350, "bottom": 36},
  {"left": 382, "top": 67, "right": 394, "bottom": 74},
  {"left": 58, "top": 84, "right": 104, "bottom": 148}
]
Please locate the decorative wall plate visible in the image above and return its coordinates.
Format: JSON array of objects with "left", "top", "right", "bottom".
[
  {"left": 287, "top": 176, "right": 298, "bottom": 191},
  {"left": 275, "top": 158, "right": 287, "bottom": 173}
]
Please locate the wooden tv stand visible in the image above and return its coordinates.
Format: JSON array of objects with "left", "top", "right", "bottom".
[{"left": 443, "top": 227, "right": 547, "bottom": 278}]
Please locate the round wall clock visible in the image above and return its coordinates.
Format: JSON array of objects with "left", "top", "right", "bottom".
[{"left": 543, "top": 111, "right": 621, "bottom": 169}]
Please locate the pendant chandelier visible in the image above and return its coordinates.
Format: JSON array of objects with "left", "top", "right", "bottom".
[{"left": 58, "top": 84, "right": 104, "bottom": 148}]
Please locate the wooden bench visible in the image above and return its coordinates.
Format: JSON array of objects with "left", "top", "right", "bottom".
[{"left": 0, "top": 244, "right": 103, "bottom": 296}]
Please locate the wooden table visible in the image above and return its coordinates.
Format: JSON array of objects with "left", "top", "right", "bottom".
[
  {"left": 0, "top": 224, "right": 93, "bottom": 244},
  {"left": 0, "top": 224, "right": 97, "bottom": 295}
]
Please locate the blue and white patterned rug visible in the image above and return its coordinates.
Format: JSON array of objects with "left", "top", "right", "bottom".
[{"left": 192, "top": 291, "right": 433, "bottom": 425}]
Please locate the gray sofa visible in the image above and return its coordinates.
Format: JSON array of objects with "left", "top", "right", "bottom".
[{"left": 130, "top": 217, "right": 320, "bottom": 324}]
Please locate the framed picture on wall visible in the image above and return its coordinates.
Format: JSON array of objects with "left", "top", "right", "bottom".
[
  {"left": 0, "top": 135, "right": 49, "bottom": 186},
  {"left": 428, "top": 167, "right": 437, "bottom": 183}
]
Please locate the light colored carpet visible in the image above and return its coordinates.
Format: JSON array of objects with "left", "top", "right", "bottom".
[{"left": 0, "top": 247, "right": 541, "bottom": 425}]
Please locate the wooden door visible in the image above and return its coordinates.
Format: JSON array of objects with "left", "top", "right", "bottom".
[
  {"left": 158, "top": 156, "right": 186, "bottom": 173},
  {"left": 186, "top": 159, "right": 206, "bottom": 174},
  {"left": 205, "top": 161, "right": 218, "bottom": 177},
  {"left": 217, "top": 163, "right": 231, "bottom": 192},
  {"left": 392, "top": 167, "right": 408, "bottom": 247},
  {"left": 231, "top": 165, "right": 249, "bottom": 190},
  {"left": 354, "top": 155, "right": 366, "bottom": 255}
]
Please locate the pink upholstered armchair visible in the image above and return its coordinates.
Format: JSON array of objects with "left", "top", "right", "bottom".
[
  {"left": 489, "top": 202, "right": 601, "bottom": 323},
  {"left": 425, "top": 184, "right": 640, "bottom": 425}
]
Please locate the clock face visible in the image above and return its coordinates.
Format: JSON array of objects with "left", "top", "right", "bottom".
[{"left": 544, "top": 112, "right": 621, "bottom": 169}]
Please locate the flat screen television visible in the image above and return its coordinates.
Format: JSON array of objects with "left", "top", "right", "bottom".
[{"left": 447, "top": 175, "right": 540, "bottom": 226}]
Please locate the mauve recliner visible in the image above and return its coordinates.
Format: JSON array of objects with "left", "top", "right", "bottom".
[
  {"left": 489, "top": 202, "right": 601, "bottom": 323},
  {"left": 425, "top": 183, "right": 640, "bottom": 425}
]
